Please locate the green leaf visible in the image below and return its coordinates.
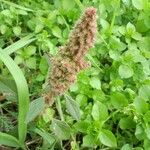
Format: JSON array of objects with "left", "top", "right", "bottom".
[
  {"left": 26, "top": 97, "right": 45, "bottom": 123},
  {"left": 132, "top": 0, "right": 144, "bottom": 10},
  {"left": 74, "top": 121, "right": 90, "bottom": 133},
  {"left": 24, "top": 45, "right": 36, "bottom": 57},
  {"left": 26, "top": 57, "right": 36, "bottom": 69},
  {"left": 0, "top": 50, "right": 29, "bottom": 144},
  {"left": 145, "top": 127, "right": 150, "bottom": 140},
  {"left": 82, "top": 134, "right": 96, "bottom": 147},
  {"left": 0, "top": 24, "right": 7, "bottom": 34},
  {"left": 0, "top": 132, "right": 20, "bottom": 148},
  {"left": 119, "top": 117, "right": 135, "bottom": 129},
  {"left": 52, "top": 26, "right": 62, "bottom": 38},
  {"left": 139, "top": 85, "right": 150, "bottom": 101},
  {"left": 0, "top": 77, "right": 17, "bottom": 100},
  {"left": 134, "top": 97, "right": 148, "bottom": 114},
  {"left": 42, "top": 108, "right": 54, "bottom": 123},
  {"left": 135, "top": 124, "right": 145, "bottom": 140},
  {"left": 13, "top": 26, "right": 21, "bottom": 36},
  {"left": 0, "top": 0, "right": 33, "bottom": 12},
  {"left": 31, "top": 128, "right": 56, "bottom": 147},
  {"left": 90, "top": 76, "right": 101, "bottom": 89},
  {"left": 62, "top": 0, "right": 75, "bottom": 10},
  {"left": 121, "top": 144, "right": 132, "bottom": 150},
  {"left": 3, "top": 34, "right": 36, "bottom": 55},
  {"left": 39, "top": 57, "right": 48, "bottom": 74},
  {"left": 99, "top": 129, "right": 117, "bottom": 147},
  {"left": 65, "top": 94, "right": 81, "bottom": 121},
  {"left": 126, "top": 22, "right": 136, "bottom": 35},
  {"left": 92, "top": 101, "right": 108, "bottom": 121},
  {"left": 111, "top": 92, "right": 128, "bottom": 109},
  {"left": 51, "top": 119, "right": 71, "bottom": 140},
  {"left": 119, "top": 65, "right": 133, "bottom": 78}
]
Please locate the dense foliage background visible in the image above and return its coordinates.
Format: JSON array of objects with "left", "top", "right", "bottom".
[{"left": 1, "top": 0, "right": 150, "bottom": 149}]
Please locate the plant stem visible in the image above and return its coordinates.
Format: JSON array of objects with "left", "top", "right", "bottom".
[{"left": 55, "top": 97, "right": 64, "bottom": 121}]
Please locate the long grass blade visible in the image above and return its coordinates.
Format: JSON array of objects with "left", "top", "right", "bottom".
[
  {"left": 3, "top": 35, "right": 36, "bottom": 55},
  {"left": 0, "top": 50, "right": 29, "bottom": 145},
  {"left": 0, "top": 0, "right": 34, "bottom": 12},
  {"left": 0, "top": 132, "right": 21, "bottom": 148}
]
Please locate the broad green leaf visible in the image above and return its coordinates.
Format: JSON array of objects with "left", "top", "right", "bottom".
[
  {"left": 145, "top": 127, "right": 150, "bottom": 140},
  {"left": 0, "top": 132, "right": 20, "bottom": 148},
  {"left": 110, "top": 92, "right": 128, "bottom": 109},
  {"left": 52, "top": 26, "right": 62, "bottom": 38},
  {"left": 99, "top": 129, "right": 117, "bottom": 147},
  {"left": 13, "top": 26, "right": 21, "bottom": 36},
  {"left": 74, "top": 121, "right": 90, "bottom": 133},
  {"left": 82, "top": 134, "right": 95, "bottom": 147},
  {"left": 135, "top": 124, "right": 145, "bottom": 140},
  {"left": 26, "top": 57, "right": 36, "bottom": 69},
  {"left": 90, "top": 76, "right": 101, "bottom": 89},
  {"left": 121, "top": 144, "right": 132, "bottom": 150},
  {"left": 62, "top": 0, "right": 75, "bottom": 10},
  {"left": 119, "top": 65, "right": 133, "bottom": 78},
  {"left": 92, "top": 101, "right": 108, "bottom": 121},
  {"left": 26, "top": 97, "right": 45, "bottom": 123},
  {"left": 139, "top": 85, "right": 150, "bottom": 101},
  {"left": 0, "top": 24, "right": 7, "bottom": 34},
  {"left": 126, "top": 22, "right": 136, "bottom": 35},
  {"left": 132, "top": 0, "right": 144, "bottom": 10},
  {"left": 144, "top": 139, "right": 150, "bottom": 150},
  {"left": 0, "top": 50, "right": 29, "bottom": 143},
  {"left": 65, "top": 94, "right": 81, "bottom": 121},
  {"left": 119, "top": 117, "right": 135, "bottom": 129},
  {"left": 51, "top": 119, "right": 71, "bottom": 140},
  {"left": 134, "top": 97, "right": 148, "bottom": 114},
  {"left": 42, "top": 108, "right": 55, "bottom": 123},
  {"left": 24, "top": 45, "right": 36, "bottom": 57}
]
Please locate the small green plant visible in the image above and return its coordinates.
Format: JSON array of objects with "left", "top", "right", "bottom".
[{"left": 1, "top": 0, "right": 150, "bottom": 149}]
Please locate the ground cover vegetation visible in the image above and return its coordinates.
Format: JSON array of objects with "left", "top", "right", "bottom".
[{"left": 0, "top": 0, "right": 150, "bottom": 149}]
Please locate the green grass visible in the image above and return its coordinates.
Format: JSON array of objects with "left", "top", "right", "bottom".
[{"left": 0, "top": 0, "right": 150, "bottom": 149}]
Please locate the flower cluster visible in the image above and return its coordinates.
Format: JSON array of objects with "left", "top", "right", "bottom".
[{"left": 43, "top": 7, "right": 97, "bottom": 105}]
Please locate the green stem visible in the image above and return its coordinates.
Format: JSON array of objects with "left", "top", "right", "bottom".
[{"left": 55, "top": 97, "right": 64, "bottom": 121}]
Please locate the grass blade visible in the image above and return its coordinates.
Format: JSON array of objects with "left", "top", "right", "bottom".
[
  {"left": 0, "top": 132, "right": 21, "bottom": 148},
  {"left": 3, "top": 35, "right": 36, "bottom": 55},
  {"left": 0, "top": 50, "right": 29, "bottom": 144},
  {"left": 0, "top": 0, "right": 34, "bottom": 12}
]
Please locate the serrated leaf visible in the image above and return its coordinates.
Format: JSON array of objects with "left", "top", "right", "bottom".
[
  {"left": 26, "top": 97, "right": 45, "bottom": 123},
  {"left": 99, "top": 129, "right": 117, "bottom": 147},
  {"left": 65, "top": 95, "right": 80, "bottom": 121},
  {"left": 51, "top": 119, "right": 71, "bottom": 140}
]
